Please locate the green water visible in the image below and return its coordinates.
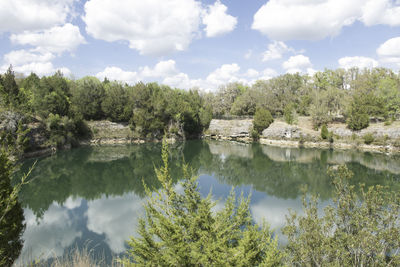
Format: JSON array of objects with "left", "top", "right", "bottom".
[{"left": 15, "top": 140, "right": 400, "bottom": 264}]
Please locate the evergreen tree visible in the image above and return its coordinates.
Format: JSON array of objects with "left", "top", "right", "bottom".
[
  {"left": 283, "top": 165, "right": 400, "bottom": 266},
  {"left": 320, "top": 124, "right": 329, "bottom": 140},
  {"left": 253, "top": 108, "right": 274, "bottom": 134},
  {"left": 122, "top": 140, "right": 283, "bottom": 266},
  {"left": 0, "top": 151, "right": 25, "bottom": 266},
  {"left": 0, "top": 66, "right": 20, "bottom": 107}
]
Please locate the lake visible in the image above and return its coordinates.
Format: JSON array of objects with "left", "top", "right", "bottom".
[{"left": 15, "top": 140, "right": 400, "bottom": 264}]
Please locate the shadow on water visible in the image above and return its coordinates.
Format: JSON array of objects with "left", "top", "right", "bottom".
[{"left": 14, "top": 140, "right": 400, "bottom": 265}]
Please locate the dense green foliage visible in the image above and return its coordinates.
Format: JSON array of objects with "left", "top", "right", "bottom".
[
  {"left": 320, "top": 124, "right": 328, "bottom": 140},
  {"left": 208, "top": 68, "right": 400, "bottom": 129},
  {"left": 253, "top": 108, "right": 274, "bottom": 135},
  {"left": 1, "top": 66, "right": 400, "bottom": 149},
  {"left": 283, "top": 165, "right": 400, "bottom": 266},
  {"left": 123, "top": 141, "right": 283, "bottom": 266},
  {"left": 0, "top": 67, "right": 212, "bottom": 147},
  {"left": 363, "top": 133, "right": 374, "bottom": 145},
  {"left": 284, "top": 104, "right": 296, "bottom": 125},
  {"left": 0, "top": 151, "right": 25, "bottom": 266}
]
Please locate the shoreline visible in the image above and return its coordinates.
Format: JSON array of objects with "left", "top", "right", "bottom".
[
  {"left": 23, "top": 136, "right": 400, "bottom": 159},
  {"left": 203, "top": 135, "right": 400, "bottom": 155}
]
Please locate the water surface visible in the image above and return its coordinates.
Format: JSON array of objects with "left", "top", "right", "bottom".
[{"left": 15, "top": 140, "right": 400, "bottom": 264}]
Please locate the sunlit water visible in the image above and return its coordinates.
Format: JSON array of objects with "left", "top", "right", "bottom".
[{"left": 14, "top": 140, "right": 400, "bottom": 264}]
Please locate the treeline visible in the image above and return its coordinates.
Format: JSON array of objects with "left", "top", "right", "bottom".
[
  {"left": 208, "top": 67, "right": 400, "bottom": 130},
  {"left": 0, "top": 67, "right": 212, "bottom": 150},
  {"left": 1, "top": 66, "right": 400, "bottom": 151}
]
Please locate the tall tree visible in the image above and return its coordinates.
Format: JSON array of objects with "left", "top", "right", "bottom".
[{"left": 0, "top": 66, "right": 20, "bottom": 107}]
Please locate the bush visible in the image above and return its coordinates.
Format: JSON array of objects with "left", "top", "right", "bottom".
[
  {"left": 284, "top": 104, "right": 296, "bottom": 125},
  {"left": 347, "top": 112, "right": 369, "bottom": 131},
  {"left": 283, "top": 165, "right": 400, "bottom": 266},
  {"left": 321, "top": 124, "right": 329, "bottom": 140},
  {"left": 123, "top": 140, "right": 283, "bottom": 266},
  {"left": 363, "top": 133, "right": 374, "bottom": 145},
  {"left": 46, "top": 114, "right": 91, "bottom": 148},
  {"left": 251, "top": 128, "right": 260, "bottom": 140},
  {"left": 253, "top": 108, "right": 274, "bottom": 134}
]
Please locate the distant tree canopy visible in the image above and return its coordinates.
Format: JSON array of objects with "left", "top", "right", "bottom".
[
  {"left": 0, "top": 67, "right": 213, "bottom": 142},
  {"left": 1, "top": 66, "right": 400, "bottom": 140}
]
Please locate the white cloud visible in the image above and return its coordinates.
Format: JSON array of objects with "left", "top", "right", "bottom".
[
  {"left": 3, "top": 50, "right": 54, "bottom": 66},
  {"left": 252, "top": 0, "right": 361, "bottom": 41},
  {"left": 377, "top": 37, "right": 400, "bottom": 57},
  {"left": 282, "top": 55, "right": 312, "bottom": 73},
  {"left": 338, "top": 56, "right": 379, "bottom": 69},
  {"left": 206, "top": 63, "right": 242, "bottom": 85},
  {"left": 83, "top": 0, "right": 203, "bottom": 56},
  {"left": 361, "top": 0, "right": 400, "bottom": 26},
  {"left": 96, "top": 66, "right": 139, "bottom": 84},
  {"left": 2, "top": 49, "right": 71, "bottom": 76},
  {"left": 262, "top": 41, "right": 294, "bottom": 62},
  {"left": 252, "top": 0, "right": 400, "bottom": 41},
  {"left": 10, "top": 23, "right": 85, "bottom": 55},
  {"left": 96, "top": 60, "right": 179, "bottom": 84},
  {"left": 140, "top": 60, "right": 178, "bottom": 78},
  {"left": 202, "top": 0, "right": 237, "bottom": 37},
  {"left": 97, "top": 61, "right": 278, "bottom": 91},
  {"left": 0, "top": 0, "right": 75, "bottom": 33},
  {"left": 163, "top": 73, "right": 203, "bottom": 89},
  {"left": 377, "top": 37, "right": 400, "bottom": 67},
  {"left": 245, "top": 68, "right": 260, "bottom": 78}
]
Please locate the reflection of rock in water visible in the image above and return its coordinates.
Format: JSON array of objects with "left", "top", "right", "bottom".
[
  {"left": 261, "top": 145, "right": 320, "bottom": 163},
  {"left": 208, "top": 140, "right": 253, "bottom": 159},
  {"left": 328, "top": 151, "right": 400, "bottom": 175},
  {"left": 261, "top": 144, "right": 400, "bottom": 175},
  {"left": 87, "top": 145, "right": 134, "bottom": 162}
]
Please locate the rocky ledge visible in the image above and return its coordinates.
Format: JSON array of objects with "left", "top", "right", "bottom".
[
  {"left": 205, "top": 119, "right": 253, "bottom": 142},
  {"left": 204, "top": 118, "right": 400, "bottom": 154}
]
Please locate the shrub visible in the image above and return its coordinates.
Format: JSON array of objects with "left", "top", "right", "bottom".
[
  {"left": 363, "top": 133, "right": 374, "bottom": 145},
  {"left": 122, "top": 140, "right": 283, "bottom": 266},
  {"left": 321, "top": 124, "right": 329, "bottom": 140},
  {"left": 253, "top": 108, "right": 274, "bottom": 134},
  {"left": 283, "top": 165, "right": 400, "bottom": 266},
  {"left": 251, "top": 128, "right": 260, "bottom": 140},
  {"left": 347, "top": 112, "right": 369, "bottom": 131},
  {"left": 284, "top": 104, "right": 296, "bottom": 125},
  {"left": 347, "top": 98, "right": 370, "bottom": 131}
]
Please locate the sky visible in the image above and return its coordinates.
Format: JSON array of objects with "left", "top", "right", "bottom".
[{"left": 1, "top": 0, "right": 400, "bottom": 91}]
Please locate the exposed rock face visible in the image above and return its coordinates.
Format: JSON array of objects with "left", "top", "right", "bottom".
[
  {"left": 329, "top": 124, "right": 400, "bottom": 139},
  {"left": 26, "top": 122, "right": 48, "bottom": 149},
  {"left": 359, "top": 127, "right": 400, "bottom": 139},
  {"left": 207, "top": 119, "right": 253, "bottom": 138},
  {"left": 261, "top": 121, "right": 302, "bottom": 139},
  {"left": 328, "top": 127, "right": 353, "bottom": 138},
  {"left": 0, "top": 111, "right": 25, "bottom": 133}
]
